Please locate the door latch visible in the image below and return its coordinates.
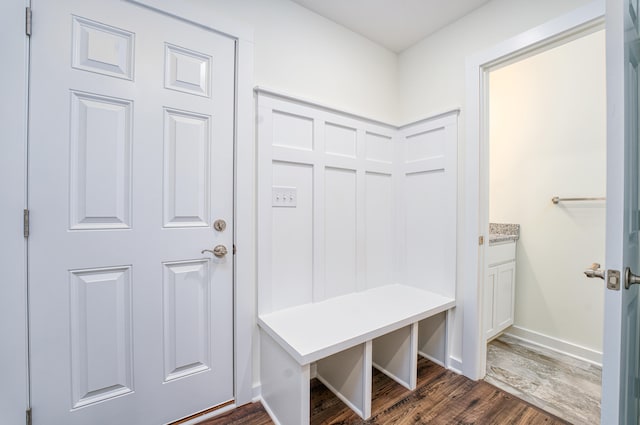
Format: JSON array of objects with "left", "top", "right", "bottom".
[
  {"left": 585, "top": 264, "right": 620, "bottom": 290},
  {"left": 584, "top": 263, "right": 605, "bottom": 280},
  {"left": 608, "top": 269, "right": 621, "bottom": 291}
]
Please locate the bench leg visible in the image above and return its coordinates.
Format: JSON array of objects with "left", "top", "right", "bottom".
[
  {"left": 316, "top": 340, "right": 372, "bottom": 419},
  {"left": 372, "top": 323, "right": 418, "bottom": 390},
  {"left": 260, "top": 330, "right": 310, "bottom": 425}
]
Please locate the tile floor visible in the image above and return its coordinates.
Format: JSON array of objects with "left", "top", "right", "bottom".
[{"left": 485, "top": 334, "right": 602, "bottom": 425}]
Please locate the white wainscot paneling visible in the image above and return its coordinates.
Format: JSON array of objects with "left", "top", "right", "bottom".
[
  {"left": 69, "top": 91, "right": 132, "bottom": 230},
  {"left": 69, "top": 266, "right": 133, "bottom": 409},
  {"left": 405, "top": 170, "right": 448, "bottom": 294},
  {"left": 272, "top": 161, "right": 314, "bottom": 310},
  {"left": 163, "top": 260, "right": 211, "bottom": 382},
  {"left": 401, "top": 118, "right": 456, "bottom": 299},
  {"left": 72, "top": 16, "right": 134, "bottom": 80},
  {"left": 256, "top": 92, "right": 459, "bottom": 425},
  {"left": 365, "top": 132, "right": 392, "bottom": 163},
  {"left": 365, "top": 172, "right": 394, "bottom": 289},
  {"left": 163, "top": 108, "right": 211, "bottom": 228},
  {"left": 325, "top": 167, "right": 357, "bottom": 299},
  {"left": 325, "top": 122, "right": 357, "bottom": 158},
  {"left": 272, "top": 110, "right": 314, "bottom": 151},
  {"left": 406, "top": 127, "right": 446, "bottom": 163}
]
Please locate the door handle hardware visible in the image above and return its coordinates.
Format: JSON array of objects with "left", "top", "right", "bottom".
[
  {"left": 625, "top": 267, "right": 640, "bottom": 289},
  {"left": 584, "top": 263, "right": 605, "bottom": 280},
  {"left": 201, "top": 245, "right": 228, "bottom": 258}
]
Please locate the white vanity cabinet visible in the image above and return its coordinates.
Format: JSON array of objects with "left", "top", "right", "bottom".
[{"left": 485, "top": 240, "right": 516, "bottom": 340}]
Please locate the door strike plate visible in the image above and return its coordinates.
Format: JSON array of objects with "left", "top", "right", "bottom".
[{"left": 607, "top": 269, "right": 621, "bottom": 291}]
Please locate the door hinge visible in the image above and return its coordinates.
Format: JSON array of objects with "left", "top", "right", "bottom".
[
  {"left": 23, "top": 209, "right": 30, "bottom": 238},
  {"left": 26, "top": 408, "right": 32, "bottom": 425},
  {"left": 232, "top": 244, "right": 236, "bottom": 255},
  {"left": 479, "top": 236, "right": 484, "bottom": 246},
  {"left": 25, "top": 7, "right": 32, "bottom": 37}
]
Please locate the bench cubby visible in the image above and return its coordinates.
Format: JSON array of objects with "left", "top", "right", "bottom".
[{"left": 259, "top": 285, "right": 454, "bottom": 425}]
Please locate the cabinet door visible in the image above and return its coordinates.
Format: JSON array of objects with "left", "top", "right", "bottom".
[
  {"left": 484, "top": 266, "right": 497, "bottom": 339},
  {"left": 494, "top": 262, "right": 516, "bottom": 332}
]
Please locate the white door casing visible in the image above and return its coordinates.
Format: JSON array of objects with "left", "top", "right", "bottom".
[
  {"left": 601, "top": 0, "right": 640, "bottom": 423},
  {"left": 28, "top": 1, "right": 237, "bottom": 423},
  {"left": 462, "top": 1, "right": 605, "bottom": 379}
]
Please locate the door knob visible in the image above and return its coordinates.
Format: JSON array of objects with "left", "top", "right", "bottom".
[
  {"left": 584, "top": 263, "right": 605, "bottom": 280},
  {"left": 201, "top": 245, "right": 228, "bottom": 258},
  {"left": 625, "top": 267, "right": 640, "bottom": 289}
]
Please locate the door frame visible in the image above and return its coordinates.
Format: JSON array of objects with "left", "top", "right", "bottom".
[
  {"left": 461, "top": 0, "right": 605, "bottom": 380},
  {"left": 1, "top": 1, "right": 30, "bottom": 424},
  {"left": 0, "top": 1, "right": 256, "bottom": 421}
]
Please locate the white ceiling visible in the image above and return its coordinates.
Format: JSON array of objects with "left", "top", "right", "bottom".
[{"left": 289, "top": 0, "right": 491, "bottom": 53}]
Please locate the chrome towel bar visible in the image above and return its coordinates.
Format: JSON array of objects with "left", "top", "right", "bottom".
[{"left": 552, "top": 196, "right": 606, "bottom": 204}]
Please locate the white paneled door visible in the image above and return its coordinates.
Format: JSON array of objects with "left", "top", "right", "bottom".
[
  {"left": 602, "top": 0, "right": 640, "bottom": 423},
  {"left": 28, "top": 1, "right": 235, "bottom": 423}
]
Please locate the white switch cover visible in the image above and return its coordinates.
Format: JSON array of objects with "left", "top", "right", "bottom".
[{"left": 272, "top": 186, "right": 297, "bottom": 207}]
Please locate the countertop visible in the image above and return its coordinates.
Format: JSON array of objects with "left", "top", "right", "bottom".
[{"left": 489, "top": 223, "right": 520, "bottom": 245}]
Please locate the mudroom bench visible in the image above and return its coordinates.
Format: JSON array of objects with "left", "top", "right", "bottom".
[{"left": 258, "top": 284, "right": 455, "bottom": 425}]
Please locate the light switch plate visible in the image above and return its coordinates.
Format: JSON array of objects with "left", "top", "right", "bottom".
[{"left": 272, "top": 186, "right": 297, "bottom": 207}]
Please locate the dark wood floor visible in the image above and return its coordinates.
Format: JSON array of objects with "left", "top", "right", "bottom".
[{"left": 200, "top": 357, "right": 570, "bottom": 425}]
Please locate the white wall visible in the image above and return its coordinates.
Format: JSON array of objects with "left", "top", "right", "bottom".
[
  {"left": 397, "top": 0, "right": 596, "bottom": 367},
  {"left": 397, "top": 0, "right": 593, "bottom": 123},
  {"left": 489, "top": 30, "right": 606, "bottom": 356},
  {"left": 187, "top": 0, "right": 399, "bottom": 124}
]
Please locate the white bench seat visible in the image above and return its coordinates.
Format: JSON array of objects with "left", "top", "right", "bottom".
[
  {"left": 258, "top": 284, "right": 455, "bottom": 425},
  {"left": 259, "top": 284, "right": 455, "bottom": 365}
]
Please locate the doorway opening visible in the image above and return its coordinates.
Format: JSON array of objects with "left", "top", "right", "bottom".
[{"left": 482, "top": 28, "right": 605, "bottom": 424}]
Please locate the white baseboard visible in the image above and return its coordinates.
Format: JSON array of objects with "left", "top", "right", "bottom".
[
  {"left": 418, "top": 350, "right": 445, "bottom": 368},
  {"left": 252, "top": 383, "right": 262, "bottom": 402},
  {"left": 258, "top": 396, "right": 282, "bottom": 425},
  {"left": 417, "top": 351, "right": 463, "bottom": 375},
  {"left": 448, "top": 356, "right": 463, "bottom": 374},
  {"left": 372, "top": 361, "right": 412, "bottom": 390},
  {"left": 505, "top": 326, "right": 602, "bottom": 366}
]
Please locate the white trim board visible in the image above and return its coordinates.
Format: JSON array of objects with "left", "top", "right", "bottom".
[
  {"left": 127, "top": 0, "right": 253, "bottom": 42},
  {"left": 419, "top": 352, "right": 446, "bottom": 368},
  {"left": 462, "top": 0, "right": 605, "bottom": 381},
  {"left": 255, "top": 86, "right": 460, "bottom": 130},
  {"left": 504, "top": 326, "right": 603, "bottom": 366}
]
